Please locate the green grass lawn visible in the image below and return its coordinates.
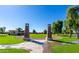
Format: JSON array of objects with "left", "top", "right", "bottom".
[
  {"left": 0, "top": 34, "right": 46, "bottom": 44},
  {"left": 0, "top": 34, "right": 24, "bottom": 44},
  {"left": 30, "top": 34, "right": 46, "bottom": 39},
  {"left": 57, "top": 34, "right": 79, "bottom": 42},
  {"left": 0, "top": 48, "right": 30, "bottom": 53},
  {"left": 59, "top": 36, "right": 79, "bottom": 42},
  {"left": 52, "top": 44, "right": 79, "bottom": 53},
  {"left": 50, "top": 34, "right": 79, "bottom": 53}
]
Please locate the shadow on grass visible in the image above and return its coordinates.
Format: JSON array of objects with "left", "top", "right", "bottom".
[{"left": 52, "top": 40, "right": 76, "bottom": 44}]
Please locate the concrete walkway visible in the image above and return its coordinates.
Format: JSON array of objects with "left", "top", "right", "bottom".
[
  {"left": 0, "top": 39, "right": 63, "bottom": 53},
  {"left": 0, "top": 40, "right": 46, "bottom": 53},
  {"left": 22, "top": 42, "right": 43, "bottom": 53}
]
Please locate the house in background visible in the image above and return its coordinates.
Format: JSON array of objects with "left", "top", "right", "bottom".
[{"left": 8, "top": 30, "right": 24, "bottom": 35}]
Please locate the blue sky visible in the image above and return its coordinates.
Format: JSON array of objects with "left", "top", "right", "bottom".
[{"left": 0, "top": 5, "right": 71, "bottom": 32}]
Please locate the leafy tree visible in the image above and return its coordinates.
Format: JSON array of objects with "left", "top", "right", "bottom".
[
  {"left": 52, "top": 20, "right": 63, "bottom": 34},
  {"left": 0, "top": 28, "right": 3, "bottom": 33},
  {"left": 16, "top": 27, "right": 23, "bottom": 35},
  {"left": 74, "top": 19, "right": 79, "bottom": 38},
  {"left": 16, "top": 27, "right": 23, "bottom": 32},
  {"left": 43, "top": 29, "right": 47, "bottom": 34},
  {"left": 57, "top": 20, "right": 63, "bottom": 33},
  {"left": 33, "top": 29, "right": 36, "bottom": 34},
  {"left": 0, "top": 27, "right": 6, "bottom": 33},
  {"left": 3, "top": 27, "right": 6, "bottom": 32},
  {"left": 52, "top": 22, "right": 57, "bottom": 34},
  {"left": 64, "top": 6, "right": 79, "bottom": 37}
]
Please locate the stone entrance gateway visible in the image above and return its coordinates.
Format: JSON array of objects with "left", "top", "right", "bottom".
[
  {"left": 47, "top": 24, "right": 53, "bottom": 41},
  {"left": 24, "top": 23, "right": 53, "bottom": 41},
  {"left": 24, "top": 23, "right": 30, "bottom": 41}
]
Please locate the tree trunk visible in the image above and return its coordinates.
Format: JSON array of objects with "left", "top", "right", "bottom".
[
  {"left": 70, "top": 29, "right": 72, "bottom": 38},
  {"left": 70, "top": 33, "right": 72, "bottom": 38},
  {"left": 77, "top": 33, "right": 79, "bottom": 38}
]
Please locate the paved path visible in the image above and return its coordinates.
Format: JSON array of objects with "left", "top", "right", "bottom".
[
  {"left": 0, "top": 40, "right": 46, "bottom": 53},
  {"left": 0, "top": 38, "right": 63, "bottom": 53},
  {"left": 22, "top": 42, "right": 43, "bottom": 53}
]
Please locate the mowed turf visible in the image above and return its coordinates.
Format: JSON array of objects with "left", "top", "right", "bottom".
[
  {"left": 0, "top": 34, "right": 46, "bottom": 44},
  {"left": 54, "top": 34, "right": 79, "bottom": 42},
  {"left": 51, "top": 34, "right": 79, "bottom": 53},
  {"left": 30, "top": 34, "right": 46, "bottom": 39},
  {"left": 0, "top": 48, "right": 29, "bottom": 53},
  {"left": 59, "top": 36, "right": 79, "bottom": 42},
  {"left": 52, "top": 44, "right": 79, "bottom": 53},
  {"left": 0, "top": 34, "right": 24, "bottom": 44}
]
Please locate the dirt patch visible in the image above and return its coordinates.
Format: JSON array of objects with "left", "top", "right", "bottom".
[
  {"left": 42, "top": 41, "right": 61, "bottom": 53},
  {"left": 42, "top": 35, "right": 62, "bottom": 53}
]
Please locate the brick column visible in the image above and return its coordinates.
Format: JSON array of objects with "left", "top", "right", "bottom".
[
  {"left": 24, "top": 23, "right": 30, "bottom": 40},
  {"left": 47, "top": 24, "right": 53, "bottom": 41}
]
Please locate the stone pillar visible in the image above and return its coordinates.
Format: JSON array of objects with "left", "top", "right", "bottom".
[
  {"left": 47, "top": 24, "right": 53, "bottom": 41},
  {"left": 24, "top": 23, "right": 30, "bottom": 41}
]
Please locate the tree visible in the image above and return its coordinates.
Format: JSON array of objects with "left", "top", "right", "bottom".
[
  {"left": 74, "top": 19, "right": 79, "bottom": 38},
  {"left": 64, "top": 20, "right": 72, "bottom": 37},
  {"left": 64, "top": 6, "right": 79, "bottom": 37},
  {"left": 52, "top": 22, "right": 57, "bottom": 34},
  {"left": 3, "top": 27, "right": 6, "bottom": 32},
  {"left": 52, "top": 20, "right": 63, "bottom": 34},
  {"left": 33, "top": 29, "right": 36, "bottom": 34},
  {"left": 16, "top": 27, "right": 23, "bottom": 35},
  {"left": 16, "top": 27, "right": 23, "bottom": 32},
  {"left": 0, "top": 27, "right": 6, "bottom": 33},
  {"left": 0, "top": 28, "right": 3, "bottom": 33},
  {"left": 57, "top": 20, "right": 63, "bottom": 33},
  {"left": 43, "top": 29, "right": 47, "bottom": 34}
]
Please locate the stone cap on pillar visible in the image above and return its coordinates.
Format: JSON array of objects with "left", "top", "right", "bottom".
[
  {"left": 25, "top": 23, "right": 29, "bottom": 26},
  {"left": 48, "top": 24, "right": 51, "bottom": 26}
]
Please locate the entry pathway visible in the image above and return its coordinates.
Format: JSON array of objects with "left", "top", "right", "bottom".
[
  {"left": 0, "top": 39, "right": 47, "bottom": 53},
  {"left": 22, "top": 42, "right": 43, "bottom": 53}
]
